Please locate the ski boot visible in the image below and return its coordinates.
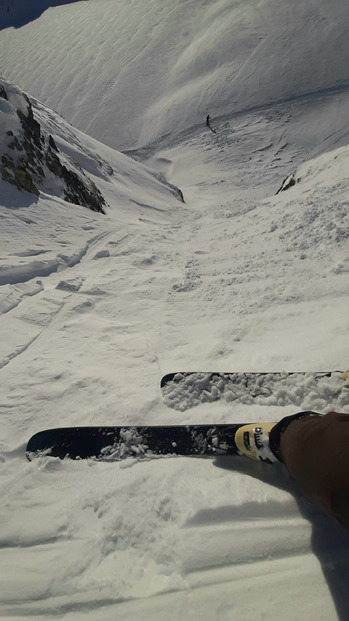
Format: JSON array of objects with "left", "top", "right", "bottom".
[{"left": 235, "top": 423, "right": 279, "bottom": 463}]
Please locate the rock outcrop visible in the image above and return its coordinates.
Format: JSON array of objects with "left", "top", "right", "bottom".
[{"left": 1, "top": 79, "right": 106, "bottom": 213}]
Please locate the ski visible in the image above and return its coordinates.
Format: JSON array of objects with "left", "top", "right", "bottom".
[
  {"left": 161, "top": 370, "right": 340, "bottom": 389},
  {"left": 26, "top": 423, "right": 246, "bottom": 461},
  {"left": 160, "top": 371, "right": 345, "bottom": 410}
]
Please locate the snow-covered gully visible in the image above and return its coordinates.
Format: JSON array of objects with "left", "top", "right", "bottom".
[{"left": 1, "top": 1, "right": 349, "bottom": 619}]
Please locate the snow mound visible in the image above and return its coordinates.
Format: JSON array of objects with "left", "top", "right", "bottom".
[{"left": 267, "top": 145, "right": 349, "bottom": 254}]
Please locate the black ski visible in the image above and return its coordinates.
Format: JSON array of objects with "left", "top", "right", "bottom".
[
  {"left": 160, "top": 371, "right": 344, "bottom": 410},
  {"left": 160, "top": 371, "right": 337, "bottom": 388},
  {"left": 26, "top": 423, "right": 246, "bottom": 461}
]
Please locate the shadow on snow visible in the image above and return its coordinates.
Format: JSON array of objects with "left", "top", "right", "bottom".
[{"left": 214, "top": 455, "right": 349, "bottom": 621}]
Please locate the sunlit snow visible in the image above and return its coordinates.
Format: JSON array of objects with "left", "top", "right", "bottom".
[{"left": 0, "top": 1, "right": 349, "bottom": 619}]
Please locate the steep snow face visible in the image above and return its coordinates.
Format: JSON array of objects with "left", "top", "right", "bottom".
[{"left": 0, "top": 0, "right": 348, "bottom": 149}]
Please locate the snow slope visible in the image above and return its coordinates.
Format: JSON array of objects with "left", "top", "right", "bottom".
[
  {"left": 0, "top": 77, "right": 183, "bottom": 365},
  {"left": 0, "top": 0, "right": 349, "bottom": 150},
  {"left": 0, "top": 1, "right": 349, "bottom": 619},
  {"left": 1, "top": 81, "right": 349, "bottom": 619}
]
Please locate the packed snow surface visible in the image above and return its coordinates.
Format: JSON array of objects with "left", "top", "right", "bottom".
[{"left": 1, "top": 1, "right": 349, "bottom": 620}]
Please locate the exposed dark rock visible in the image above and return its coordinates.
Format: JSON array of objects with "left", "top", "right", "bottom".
[
  {"left": 152, "top": 170, "right": 185, "bottom": 203},
  {"left": 1, "top": 85, "right": 107, "bottom": 213},
  {"left": 44, "top": 146, "right": 106, "bottom": 213},
  {"left": 1, "top": 160, "right": 14, "bottom": 183},
  {"left": 276, "top": 173, "right": 297, "bottom": 194},
  {"left": 0, "top": 84, "right": 7, "bottom": 100},
  {"left": 8, "top": 136, "right": 23, "bottom": 151},
  {"left": 49, "top": 134, "right": 58, "bottom": 151},
  {"left": 1, "top": 152, "right": 39, "bottom": 195},
  {"left": 36, "top": 165, "right": 45, "bottom": 178},
  {"left": 45, "top": 147, "right": 63, "bottom": 176},
  {"left": 62, "top": 166, "right": 106, "bottom": 214},
  {"left": 14, "top": 164, "right": 40, "bottom": 195},
  {"left": 178, "top": 188, "right": 185, "bottom": 203},
  {"left": 17, "top": 103, "right": 41, "bottom": 149}
]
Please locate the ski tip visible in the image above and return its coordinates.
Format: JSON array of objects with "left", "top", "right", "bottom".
[
  {"left": 26, "top": 429, "right": 53, "bottom": 460},
  {"left": 160, "top": 373, "right": 180, "bottom": 388},
  {"left": 160, "top": 372, "right": 205, "bottom": 387}
]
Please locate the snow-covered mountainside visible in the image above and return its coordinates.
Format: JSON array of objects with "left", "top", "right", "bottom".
[
  {"left": 0, "top": 1, "right": 349, "bottom": 620},
  {"left": 0, "top": 0, "right": 348, "bottom": 150}
]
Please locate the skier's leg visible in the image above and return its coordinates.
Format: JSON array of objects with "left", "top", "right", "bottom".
[
  {"left": 278, "top": 412, "right": 349, "bottom": 531},
  {"left": 236, "top": 411, "right": 349, "bottom": 530}
]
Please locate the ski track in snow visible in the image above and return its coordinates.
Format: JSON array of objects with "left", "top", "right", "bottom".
[
  {"left": 0, "top": 228, "right": 112, "bottom": 369},
  {"left": 0, "top": 230, "right": 109, "bottom": 287}
]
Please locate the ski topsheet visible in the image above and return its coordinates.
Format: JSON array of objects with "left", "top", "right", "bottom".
[
  {"left": 160, "top": 371, "right": 346, "bottom": 411},
  {"left": 26, "top": 424, "right": 246, "bottom": 461}
]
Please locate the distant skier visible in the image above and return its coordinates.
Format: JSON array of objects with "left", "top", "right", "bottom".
[
  {"left": 206, "top": 114, "right": 210, "bottom": 127},
  {"left": 236, "top": 411, "right": 349, "bottom": 532}
]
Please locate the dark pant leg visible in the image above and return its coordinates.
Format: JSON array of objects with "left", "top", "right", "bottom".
[{"left": 280, "top": 412, "right": 349, "bottom": 531}]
